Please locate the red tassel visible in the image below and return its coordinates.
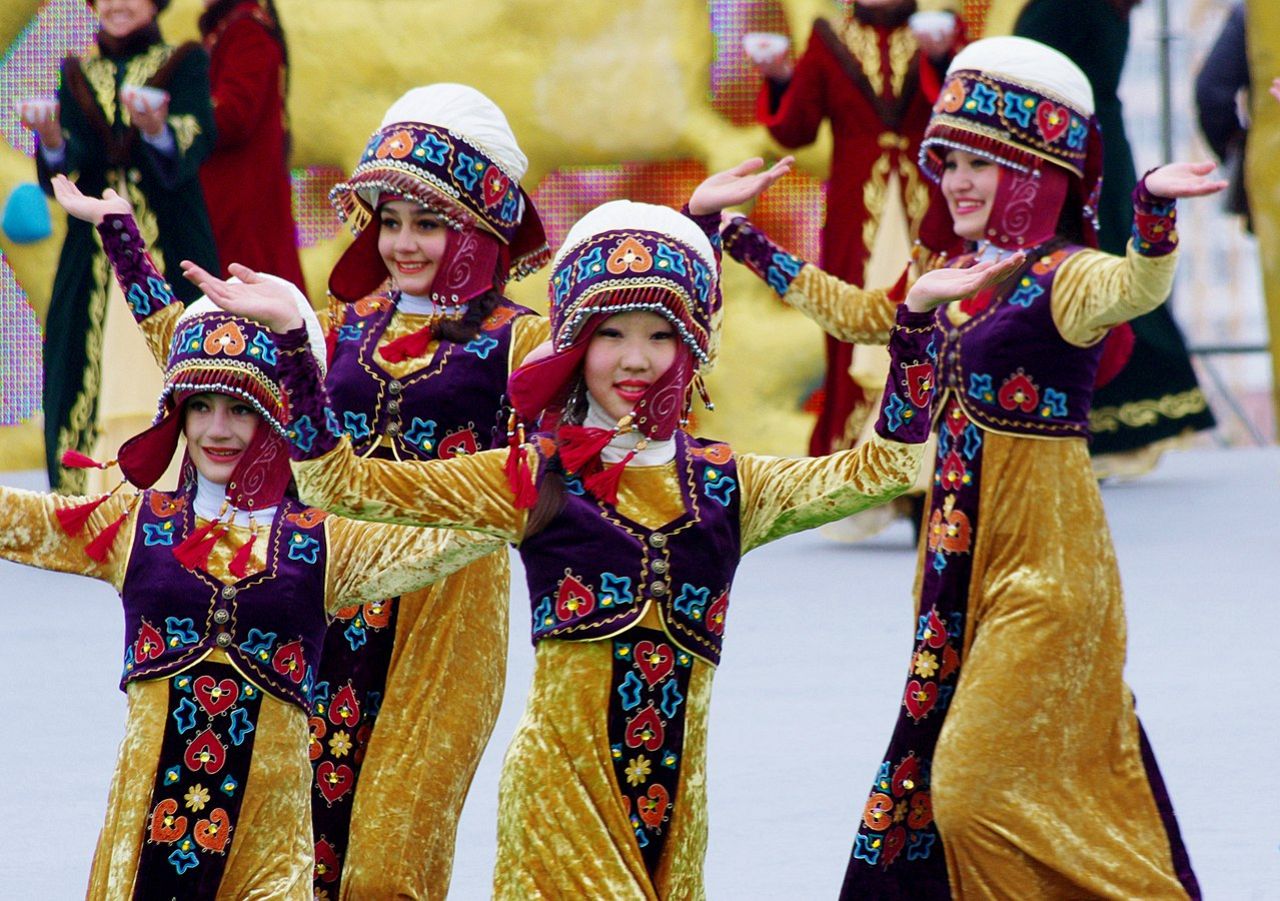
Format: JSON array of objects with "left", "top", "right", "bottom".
[
  {"left": 172, "top": 520, "right": 225, "bottom": 572},
  {"left": 584, "top": 449, "right": 636, "bottom": 506},
  {"left": 84, "top": 509, "right": 130, "bottom": 562},
  {"left": 887, "top": 263, "right": 911, "bottom": 304},
  {"left": 556, "top": 425, "right": 615, "bottom": 473},
  {"left": 228, "top": 531, "right": 257, "bottom": 579},
  {"left": 379, "top": 325, "right": 435, "bottom": 363},
  {"left": 56, "top": 494, "right": 112, "bottom": 536},
  {"left": 61, "top": 449, "right": 113, "bottom": 470}
]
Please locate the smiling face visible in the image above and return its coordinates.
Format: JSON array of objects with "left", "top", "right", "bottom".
[
  {"left": 377, "top": 200, "right": 449, "bottom": 296},
  {"left": 941, "top": 149, "right": 1001, "bottom": 242},
  {"left": 583, "top": 311, "right": 678, "bottom": 422},
  {"left": 95, "top": 0, "right": 159, "bottom": 39},
  {"left": 183, "top": 393, "right": 261, "bottom": 485}
]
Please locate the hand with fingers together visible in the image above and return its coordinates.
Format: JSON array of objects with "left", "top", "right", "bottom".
[
  {"left": 49, "top": 175, "right": 132, "bottom": 225},
  {"left": 1144, "top": 160, "right": 1229, "bottom": 200},
  {"left": 181, "top": 261, "right": 303, "bottom": 332},
  {"left": 688, "top": 156, "right": 795, "bottom": 216},
  {"left": 905, "top": 252, "right": 1027, "bottom": 313}
]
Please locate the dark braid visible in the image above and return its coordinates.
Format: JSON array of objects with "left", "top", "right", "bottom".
[
  {"left": 521, "top": 376, "right": 589, "bottom": 540},
  {"left": 436, "top": 288, "right": 503, "bottom": 343}
]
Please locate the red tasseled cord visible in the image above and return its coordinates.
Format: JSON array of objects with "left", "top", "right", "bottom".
[
  {"left": 61, "top": 449, "right": 113, "bottom": 469},
  {"left": 172, "top": 521, "right": 226, "bottom": 572},
  {"left": 888, "top": 263, "right": 911, "bottom": 304},
  {"left": 228, "top": 532, "right": 257, "bottom": 579},
  {"left": 84, "top": 509, "right": 130, "bottom": 562},
  {"left": 56, "top": 494, "right": 112, "bottom": 536},
  {"left": 584, "top": 450, "right": 636, "bottom": 506},
  {"left": 511, "top": 447, "right": 539, "bottom": 510},
  {"left": 379, "top": 326, "right": 435, "bottom": 363},
  {"left": 556, "top": 425, "right": 615, "bottom": 474}
]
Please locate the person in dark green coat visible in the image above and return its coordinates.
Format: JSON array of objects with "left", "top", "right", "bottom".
[
  {"left": 1015, "top": 0, "right": 1216, "bottom": 469},
  {"left": 21, "top": 0, "right": 219, "bottom": 492}
]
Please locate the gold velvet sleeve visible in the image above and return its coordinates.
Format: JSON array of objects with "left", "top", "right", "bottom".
[
  {"left": 1050, "top": 244, "right": 1180, "bottom": 347},
  {"left": 510, "top": 313, "right": 551, "bottom": 369},
  {"left": 737, "top": 433, "right": 925, "bottom": 552},
  {"left": 137, "top": 302, "right": 185, "bottom": 370},
  {"left": 321, "top": 516, "right": 505, "bottom": 613},
  {"left": 0, "top": 486, "right": 137, "bottom": 589},
  {"left": 292, "top": 438, "right": 524, "bottom": 541},
  {"left": 784, "top": 264, "right": 900, "bottom": 345}
]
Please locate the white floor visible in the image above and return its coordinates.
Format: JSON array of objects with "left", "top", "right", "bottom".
[{"left": 1, "top": 448, "right": 1277, "bottom": 898}]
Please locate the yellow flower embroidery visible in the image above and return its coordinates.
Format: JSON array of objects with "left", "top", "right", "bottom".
[
  {"left": 184, "top": 784, "right": 210, "bottom": 812},
  {"left": 913, "top": 650, "right": 939, "bottom": 679},
  {"left": 329, "top": 730, "right": 352, "bottom": 758},
  {"left": 625, "top": 755, "right": 652, "bottom": 787}
]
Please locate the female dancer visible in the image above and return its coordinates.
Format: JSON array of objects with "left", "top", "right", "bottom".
[
  {"left": 22, "top": 0, "right": 218, "bottom": 492},
  {"left": 185, "top": 164, "right": 1023, "bottom": 896},
  {"left": 117, "top": 83, "right": 552, "bottom": 895},
  {"left": 0, "top": 199, "right": 496, "bottom": 898},
  {"left": 720, "top": 36, "right": 1219, "bottom": 899}
]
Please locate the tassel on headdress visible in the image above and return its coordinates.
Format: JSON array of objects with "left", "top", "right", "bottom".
[
  {"left": 556, "top": 423, "right": 622, "bottom": 474},
  {"left": 56, "top": 480, "right": 127, "bottom": 536},
  {"left": 172, "top": 499, "right": 229, "bottom": 572},
  {"left": 84, "top": 495, "right": 139, "bottom": 563},
  {"left": 61, "top": 449, "right": 116, "bottom": 470},
  {"left": 379, "top": 323, "right": 438, "bottom": 363},
  {"left": 228, "top": 516, "right": 259, "bottom": 579},
  {"left": 583, "top": 439, "right": 646, "bottom": 506}
]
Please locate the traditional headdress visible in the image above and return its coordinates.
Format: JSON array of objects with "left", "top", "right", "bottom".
[
  {"left": 59, "top": 278, "right": 326, "bottom": 573},
  {"left": 917, "top": 36, "right": 1102, "bottom": 251},
  {"left": 505, "top": 201, "right": 720, "bottom": 504},
  {"left": 327, "top": 83, "right": 550, "bottom": 307}
]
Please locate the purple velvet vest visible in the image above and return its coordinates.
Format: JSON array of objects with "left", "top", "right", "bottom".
[
  {"left": 937, "top": 245, "right": 1104, "bottom": 439},
  {"left": 120, "top": 490, "right": 330, "bottom": 710},
  {"left": 519, "top": 432, "right": 742, "bottom": 666},
  {"left": 325, "top": 294, "right": 533, "bottom": 460}
]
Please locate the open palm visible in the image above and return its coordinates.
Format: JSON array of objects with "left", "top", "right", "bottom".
[
  {"left": 50, "top": 175, "right": 131, "bottom": 224},
  {"left": 905, "top": 253, "right": 1026, "bottom": 313},
  {"left": 181, "top": 261, "right": 304, "bottom": 332},
  {"left": 688, "top": 156, "right": 795, "bottom": 216}
]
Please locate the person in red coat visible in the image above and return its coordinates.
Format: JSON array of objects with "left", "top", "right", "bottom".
[
  {"left": 198, "top": 0, "right": 306, "bottom": 293},
  {"left": 752, "top": 1, "right": 951, "bottom": 457}
]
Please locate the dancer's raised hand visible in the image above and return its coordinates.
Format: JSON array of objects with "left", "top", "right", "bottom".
[
  {"left": 905, "top": 253, "right": 1026, "bottom": 313},
  {"left": 688, "top": 156, "right": 795, "bottom": 216},
  {"left": 50, "top": 174, "right": 132, "bottom": 224},
  {"left": 1144, "top": 161, "right": 1229, "bottom": 199},
  {"left": 181, "top": 261, "right": 303, "bottom": 332}
]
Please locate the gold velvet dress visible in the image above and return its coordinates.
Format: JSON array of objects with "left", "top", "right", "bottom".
[
  {"left": 780, "top": 245, "right": 1196, "bottom": 897},
  {"left": 288, "top": 427, "right": 925, "bottom": 899},
  {"left": 0, "top": 484, "right": 497, "bottom": 899}
]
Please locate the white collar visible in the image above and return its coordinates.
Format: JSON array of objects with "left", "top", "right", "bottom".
[
  {"left": 584, "top": 396, "right": 676, "bottom": 466},
  {"left": 396, "top": 292, "right": 466, "bottom": 317},
  {"left": 194, "top": 473, "right": 277, "bottom": 528}
]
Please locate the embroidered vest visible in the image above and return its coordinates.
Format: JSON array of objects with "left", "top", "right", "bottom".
[
  {"left": 935, "top": 246, "right": 1104, "bottom": 439},
  {"left": 519, "top": 432, "right": 742, "bottom": 666},
  {"left": 120, "top": 490, "right": 330, "bottom": 710},
  {"left": 326, "top": 293, "right": 533, "bottom": 460}
]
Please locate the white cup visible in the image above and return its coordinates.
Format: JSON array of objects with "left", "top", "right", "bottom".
[
  {"left": 741, "top": 31, "right": 790, "bottom": 64},
  {"left": 909, "top": 10, "right": 957, "bottom": 43},
  {"left": 16, "top": 98, "right": 58, "bottom": 124},
  {"left": 120, "top": 85, "right": 169, "bottom": 113}
]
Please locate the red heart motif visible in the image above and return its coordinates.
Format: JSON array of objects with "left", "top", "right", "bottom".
[
  {"left": 314, "top": 838, "right": 340, "bottom": 884},
  {"left": 606, "top": 237, "right": 653, "bottom": 274},
  {"left": 329, "top": 682, "right": 362, "bottom": 728},
  {"left": 862, "top": 792, "right": 894, "bottom": 832},
  {"left": 316, "top": 760, "right": 355, "bottom": 804},
  {"left": 134, "top": 621, "right": 165, "bottom": 663},
  {"left": 192, "top": 676, "right": 239, "bottom": 717},
  {"left": 149, "top": 493, "right": 186, "bottom": 517},
  {"left": 998, "top": 372, "right": 1039, "bottom": 413},
  {"left": 690, "top": 443, "right": 733, "bottom": 465},
  {"left": 194, "top": 807, "right": 232, "bottom": 854},
  {"left": 944, "top": 403, "right": 969, "bottom": 436},
  {"left": 555, "top": 573, "right": 596, "bottom": 621},
  {"left": 438, "top": 427, "right": 480, "bottom": 459},
  {"left": 482, "top": 305, "right": 520, "bottom": 331},
  {"left": 706, "top": 591, "right": 729, "bottom": 637},
  {"left": 922, "top": 609, "right": 947, "bottom": 649},
  {"left": 362, "top": 599, "right": 392, "bottom": 629},
  {"left": 1035, "top": 101, "right": 1070, "bottom": 143},
  {"left": 308, "top": 716, "right": 326, "bottom": 762},
  {"left": 148, "top": 798, "right": 187, "bottom": 844},
  {"left": 634, "top": 641, "right": 674, "bottom": 687},
  {"left": 203, "top": 321, "right": 247, "bottom": 357},
  {"left": 286, "top": 508, "right": 327, "bottom": 528},
  {"left": 272, "top": 640, "right": 307, "bottom": 684},
  {"left": 938, "top": 452, "right": 968, "bottom": 491},
  {"left": 939, "top": 510, "right": 972, "bottom": 555},
  {"left": 907, "top": 791, "right": 934, "bottom": 830},
  {"left": 891, "top": 754, "right": 921, "bottom": 798},
  {"left": 905, "top": 362, "right": 934, "bottom": 408},
  {"left": 482, "top": 165, "right": 509, "bottom": 208},
  {"left": 881, "top": 824, "right": 907, "bottom": 867},
  {"left": 625, "top": 704, "right": 665, "bottom": 751},
  {"left": 939, "top": 644, "right": 961, "bottom": 681},
  {"left": 903, "top": 680, "right": 938, "bottom": 722},
  {"left": 637, "top": 783, "right": 670, "bottom": 829},
  {"left": 1136, "top": 216, "right": 1173, "bottom": 243},
  {"left": 184, "top": 728, "right": 228, "bottom": 774}
]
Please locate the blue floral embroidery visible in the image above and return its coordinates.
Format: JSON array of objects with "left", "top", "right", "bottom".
[
  {"left": 906, "top": 831, "right": 936, "bottom": 861},
  {"left": 963, "top": 423, "right": 983, "bottom": 458},
  {"left": 324, "top": 408, "right": 343, "bottom": 438},
  {"left": 660, "top": 679, "right": 684, "bottom": 718},
  {"left": 564, "top": 475, "right": 586, "bottom": 496},
  {"left": 342, "top": 411, "right": 371, "bottom": 440},
  {"left": 767, "top": 251, "right": 803, "bottom": 295},
  {"left": 966, "top": 81, "right": 999, "bottom": 115},
  {"left": 872, "top": 760, "right": 892, "bottom": 792},
  {"left": 883, "top": 393, "right": 909, "bottom": 431},
  {"left": 164, "top": 765, "right": 182, "bottom": 786},
  {"left": 691, "top": 260, "right": 711, "bottom": 305},
  {"left": 220, "top": 774, "right": 239, "bottom": 796},
  {"left": 143, "top": 521, "right": 176, "bottom": 546},
  {"left": 403, "top": 417, "right": 437, "bottom": 454},
  {"left": 599, "top": 573, "right": 634, "bottom": 607},
  {"left": 239, "top": 629, "right": 277, "bottom": 661},
  {"left": 366, "top": 690, "right": 384, "bottom": 719},
  {"left": 173, "top": 673, "right": 194, "bottom": 693},
  {"left": 614, "top": 642, "right": 632, "bottom": 661},
  {"left": 1007, "top": 278, "right": 1044, "bottom": 308},
  {"left": 946, "top": 612, "right": 964, "bottom": 640},
  {"left": 673, "top": 584, "right": 710, "bottom": 620},
  {"left": 1067, "top": 117, "right": 1088, "bottom": 150},
  {"left": 168, "top": 848, "right": 200, "bottom": 875},
  {"left": 532, "top": 597, "right": 554, "bottom": 632},
  {"left": 343, "top": 619, "right": 368, "bottom": 650},
  {"left": 617, "top": 671, "right": 644, "bottom": 710},
  {"left": 1002, "top": 90, "right": 1035, "bottom": 128},
  {"left": 936, "top": 684, "right": 956, "bottom": 713},
  {"left": 126, "top": 283, "right": 152, "bottom": 316},
  {"left": 463, "top": 334, "right": 499, "bottom": 359},
  {"left": 241, "top": 682, "right": 259, "bottom": 701},
  {"left": 248, "top": 330, "right": 278, "bottom": 364},
  {"left": 852, "top": 831, "right": 882, "bottom": 865},
  {"left": 176, "top": 322, "right": 204, "bottom": 352},
  {"left": 165, "top": 617, "right": 199, "bottom": 647},
  {"left": 289, "top": 415, "right": 317, "bottom": 453},
  {"left": 968, "top": 373, "right": 994, "bottom": 404},
  {"left": 702, "top": 469, "right": 737, "bottom": 506},
  {"left": 1040, "top": 388, "right": 1068, "bottom": 418},
  {"left": 452, "top": 151, "right": 484, "bottom": 190},
  {"left": 660, "top": 749, "right": 680, "bottom": 768},
  {"left": 414, "top": 131, "right": 449, "bottom": 165},
  {"left": 288, "top": 533, "right": 320, "bottom": 564},
  {"left": 227, "top": 707, "right": 255, "bottom": 746},
  {"left": 172, "top": 698, "right": 198, "bottom": 734},
  {"left": 653, "top": 242, "right": 687, "bottom": 275},
  {"left": 337, "top": 323, "right": 364, "bottom": 342},
  {"left": 499, "top": 189, "right": 519, "bottom": 222},
  {"left": 573, "top": 245, "right": 605, "bottom": 282},
  {"left": 552, "top": 271, "right": 572, "bottom": 305}
]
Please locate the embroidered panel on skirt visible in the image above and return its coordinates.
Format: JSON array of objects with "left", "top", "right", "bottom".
[
  {"left": 607, "top": 628, "right": 694, "bottom": 881},
  {"left": 309, "top": 594, "right": 400, "bottom": 897},
  {"left": 133, "top": 661, "right": 264, "bottom": 900},
  {"left": 840, "top": 398, "right": 980, "bottom": 899}
]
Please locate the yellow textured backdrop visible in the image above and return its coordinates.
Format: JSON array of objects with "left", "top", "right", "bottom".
[
  {"left": 1246, "top": 0, "right": 1280, "bottom": 428},
  {"left": 0, "top": 0, "right": 868, "bottom": 470}
]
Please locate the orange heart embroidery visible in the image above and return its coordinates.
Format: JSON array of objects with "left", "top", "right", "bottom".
[
  {"left": 637, "top": 783, "right": 670, "bottom": 829},
  {"left": 690, "top": 443, "right": 733, "bottom": 465},
  {"left": 203, "top": 321, "right": 247, "bottom": 357},
  {"left": 193, "top": 807, "right": 232, "bottom": 854},
  {"left": 286, "top": 508, "right": 328, "bottom": 528},
  {"left": 308, "top": 716, "right": 327, "bottom": 762},
  {"left": 149, "top": 493, "right": 186, "bottom": 517},
  {"left": 363, "top": 599, "right": 392, "bottom": 630},
  {"left": 149, "top": 798, "right": 187, "bottom": 844},
  {"left": 606, "top": 237, "right": 652, "bottom": 274},
  {"left": 937, "top": 77, "right": 967, "bottom": 113},
  {"left": 862, "top": 792, "right": 894, "bottom": 832},
  {"left": 375, "top": 129, "right": 414, "bottom": 160}
]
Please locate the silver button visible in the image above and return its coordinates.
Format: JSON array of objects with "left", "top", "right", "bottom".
[
  {"left": 221, "top": 585, "right": 237, "bottom": 600},
  {"left": 215, "top": 632, "right": 232, "bottom": 648},
  {"left": 388, "top": 380, "right": 403, "bottom": 395},
  {"left": 213, "top": 609, "right": 230, "bottom": 624},
  {"left": 651, "top": 582, "right": 669, "bottom": 596},
  {"left": 387, "top": 399, "right": 401, "bottom": 415},
  {"left": 648, "top": 533, "right": 667, "bottom": 549},
  {"left": 386, "top": 422, "right": 400, "bottom": 437},
  {"left": 651, "top": 559, "right": 669, "bottom": 574},
  {"left": 948, "top": 329, "right": 960, "bottom": 342}
]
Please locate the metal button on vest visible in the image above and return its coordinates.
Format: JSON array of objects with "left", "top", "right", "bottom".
[
  {"left": 221, "top": 585, "right": 237, "bottom": 600},
  {"left": 651, "top": 559, "right": 669, "bottom": 574},
  {"left": 387, "top": 399, "right": 401, "bottom": 415},
  {"left": 388, "top": 379, "right": 403, "bottom": 395},
  {"left": 948, "top": 329, "right": 960, "bottom": 342},
  {"left": 213, "top": 609, "right": 230, "bottom": 624},
  {"left": 215, "top": 632, "right": 232, "bottom": 648},
  {"left": 651, "top": 581, "right": 669, "bottom": 596},
  {"left": 648, "top": 533, "right": 667, "bottom": 549},
  {"left": 386, "top": 422, "right": 401, "bottom": 437}
]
